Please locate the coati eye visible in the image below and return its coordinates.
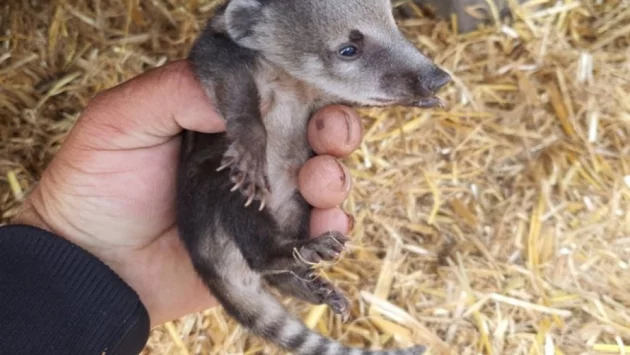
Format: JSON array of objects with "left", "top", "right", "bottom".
[
  {"left": 337, "top": 30, "right": 364, "bottom": 61},
  {"left": 338, "top": 45, "right": 360, "bottom": 60}
]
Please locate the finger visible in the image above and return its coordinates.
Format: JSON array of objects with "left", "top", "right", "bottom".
[
  {"left": 309, "top": 207, "right": 354, "bottom": 238},
  {"left": 298, "top": 155, "right": 352, "bottom": 209},
  {"left": 74, "top": 60, "right": 224, "bottom": 151},
  {"left": 307, "top": 105, "right": 363, "bottom": 158}
]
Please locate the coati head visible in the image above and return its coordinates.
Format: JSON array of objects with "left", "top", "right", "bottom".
[{"left": 217, "top": 0, "right": 451, "bottom": 108}]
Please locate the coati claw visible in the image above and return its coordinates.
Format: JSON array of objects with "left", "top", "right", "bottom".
[
  {"left": 230, "top": 171, "right": 247, "bottom": 192},
  {"left": 216, "top": 158, "right": 234, "bottom": 172},
  {"left": 298, "top": 231, "right": 349, "bottom": 263},
  {"left": 328, "top": 293, "right": 351, "bottom": 321},
  {"left": 221, "top": 140, "right": 271, "bottom": 209},
  {"left": 258, "top": 198, "right": 266, "bottom": 211},
  {"left": 307, "top": 274, "right": 351, "bottom": 320},
  {"left": 244, "top": 193, "right": 255, "bottom": 207}
]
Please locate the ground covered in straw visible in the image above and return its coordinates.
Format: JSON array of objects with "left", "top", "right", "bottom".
[{"left": 1, "top": 0, "right": 629, "bottom": 354}]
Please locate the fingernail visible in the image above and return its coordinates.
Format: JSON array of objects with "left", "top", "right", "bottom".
[
  {"left": 335, "top": 160, "right": 351, "bottom": 192},
  {"left": 343, "top": 110, "right": 352, "bottom": 144},
  {"left": 346, "top": 213, "right": 355, "bottom": 232}
]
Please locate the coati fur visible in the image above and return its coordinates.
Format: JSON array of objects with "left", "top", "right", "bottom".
[{"left": 176, "top": 0, "right": 451, "bottom": 354}]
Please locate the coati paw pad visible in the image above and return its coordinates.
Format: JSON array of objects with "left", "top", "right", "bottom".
[
  {"left": 326, "top": 293, "right": 351, "bottom": 321},
  {"left": 298, "top": 231, "right": 348, "bottom": 263},
  {"left": 308, "top": 275, "right": 351, "bottom": 321},
  {"left": 218, "top": 141, "right": 271, "bottom": 210}
]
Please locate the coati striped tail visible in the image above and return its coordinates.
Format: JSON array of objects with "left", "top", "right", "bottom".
[
  {"left": 212, "top": 278, "right": 427, "bottom": 355},
  {"left": 190, "top": 233, "right": 427, "bottom": 355}
]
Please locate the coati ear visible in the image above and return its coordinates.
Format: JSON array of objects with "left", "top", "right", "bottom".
[{"left": 223, "top": 0, "right": 266, "bottom": 49}]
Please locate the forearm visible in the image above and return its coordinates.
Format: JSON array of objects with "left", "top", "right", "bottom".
[{"left": 0, "top": 224, "right": 150, "bottom": 355}]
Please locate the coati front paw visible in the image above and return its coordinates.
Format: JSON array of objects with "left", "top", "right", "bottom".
[
  {"left": 218, "top": 139, "right": 271, "bottom": 210},
  {"left": 297, "top": 231, "right": 349, "bottom": 264}
]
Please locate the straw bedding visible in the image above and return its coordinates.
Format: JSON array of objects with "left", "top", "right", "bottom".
[{"left": 1, "top": 0, "right": 629, "bottom": 354}]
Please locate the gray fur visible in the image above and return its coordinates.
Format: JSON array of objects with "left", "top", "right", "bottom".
[{"left": 176, "top": 0, "right": 450, "bottom": 354}]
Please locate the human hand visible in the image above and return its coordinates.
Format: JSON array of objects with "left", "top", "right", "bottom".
[{"left": 13, "top": 60, "right": 363, "bottom": 327}]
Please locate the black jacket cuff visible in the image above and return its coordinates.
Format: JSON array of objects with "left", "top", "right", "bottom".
[{"left": 0, "top": 224, "right": 150, "bottom": 355}]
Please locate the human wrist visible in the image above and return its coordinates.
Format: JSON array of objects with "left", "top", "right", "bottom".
[
  {"left": 12, "top": 190, "right": 153, "bottom": 316},
  {"left": 12, "top": 187, "right": 92, "bottom": 251},
  {"left": 0, "top": 223, "right": 151, "bottom": 354},
  {"left": 12, "top": 190, "right": 57, "bottom": 235}
]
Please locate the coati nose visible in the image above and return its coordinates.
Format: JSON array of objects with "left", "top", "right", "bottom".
[
  {"left": 428, "top": 67, "right": 452, "bottom": 91},
  {"left": 418, "top": 67, "right": 451, "bottom": 96}
]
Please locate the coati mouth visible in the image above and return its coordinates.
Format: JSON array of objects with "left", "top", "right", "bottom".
[
  {"left": 369, "top": 97, "right": 398, "bottom": 105},
  {"left": 415, "top": 96, "right": 445, "bottom": 109},
  {"left": 370, "top": 96, "right": 445, "bottom": 109}
]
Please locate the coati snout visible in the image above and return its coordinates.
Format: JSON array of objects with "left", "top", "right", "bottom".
[
  {"left": 380, "top": 64, "right": 452, "bottom": 107},
  {"left": 418, "top": 66, "right": 452, "bottom": 98}
]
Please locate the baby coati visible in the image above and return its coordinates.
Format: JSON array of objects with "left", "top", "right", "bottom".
[{"left": 176, "top": 0, "right": 451, "bottom": 354}]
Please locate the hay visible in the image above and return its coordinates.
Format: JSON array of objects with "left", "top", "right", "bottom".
[{"left": 1, "top": 0, "right": 629, "bottom": 354}]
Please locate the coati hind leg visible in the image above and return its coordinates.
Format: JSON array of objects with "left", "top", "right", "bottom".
[
  {"left": 264, "top": 232, "right": 351, "bottom": 318},
  {"left": 264, "top": 262, "right": 351, "bottom": 320}
]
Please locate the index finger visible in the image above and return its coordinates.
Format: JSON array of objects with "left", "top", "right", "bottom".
[
  {"left": 307, "top": 105, "right": 363, "bottom": 158},
  {"left": 74, "top": 60, "right": 225, "bottom": 151}
]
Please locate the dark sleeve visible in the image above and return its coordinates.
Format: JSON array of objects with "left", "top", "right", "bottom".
[{"left": 0, "top": 224, "right": 150, "bottom": 355}]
